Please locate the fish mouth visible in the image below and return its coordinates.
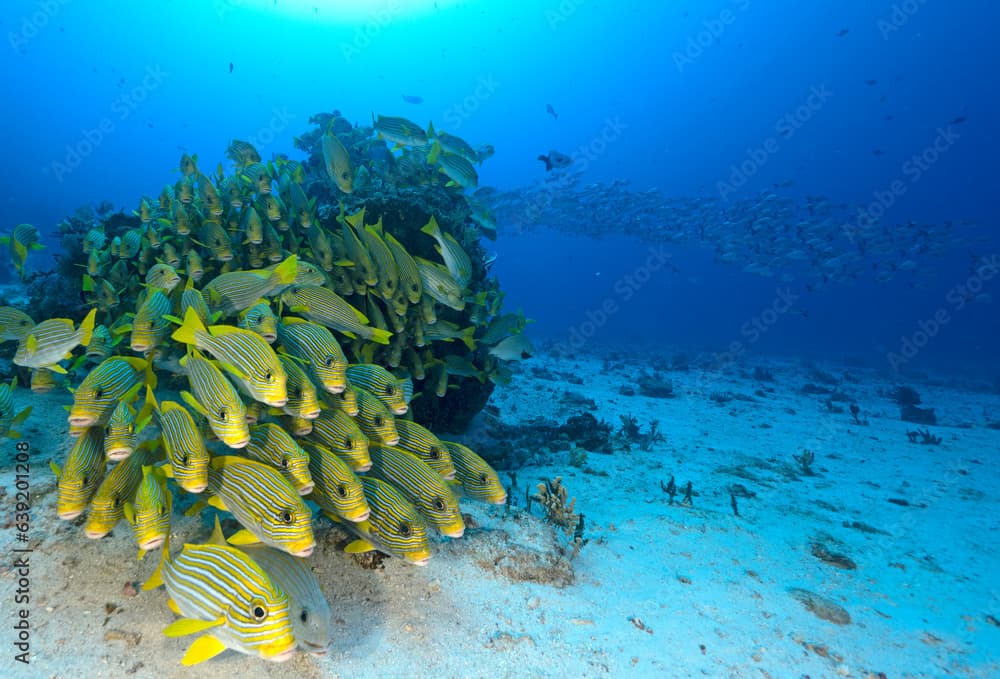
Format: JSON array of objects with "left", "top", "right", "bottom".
[
  {"left": 406, "top": 553, "right": 431, "bottom": 567},
  {"left": 291, "top": 543, "right": 316, "bottom": 558},
  {"left": 261, "top": 643, "right": 296, "bottom": 663},
  {"left": 84, "top": 527, "right": 109, "bottom": 539},
  {"left": 355, "top": 463, "right": 372, "bottom": 473},
  {"left": 442, "top": 471, "right": 456, "bottom": 481},
  {"left": 68, "top": 415, "right": 97, "bottom": 427},
  {"left": 105, "top": 447, "right": 133, "bottom": 461},
  {"left": 382, "top": 435, "right": 400, "bottom": 446},
  {"left": 266, "top": 397, "right": 288, "bottom": 407},
  {"left": 391, "top": 406, "right": 408, "bottom": 415},
  {"left": 182, "top": 480, "right": 208, "bottom": 493},
  {"left": 301, "top": 409, "right": 320, "bottom": 419},
  {"left": 140, "top": 535, "right": 165, "bottom": 551},
  {"left": 227, "top": 437, "right": 250, "bottom": 449},
  {"left": 490, "top": 495, "right": 508, "bottom": 506},
  {"left": 442, "top": 525, "right": 465, "bottom": 539},
  {"left": 261, "top": 334, "right": 277, "bottom": 343},
  {"left": 325, "top": 384, "right": 346, "bottom": 394},
  {"left": 300, "top": 640, "right": 328, "bottom": 656},
  {"left": 297, "top": 483, "right": 315, "bottom": 496},
  {"left": 348, "top": 509, "right": 370, "bottom": 522},
  {"left": 58, "top": 509, "right": 83, "bottom": 520},
  {"left": 131, "top": 342, "right": 151, "bottom": 352}
]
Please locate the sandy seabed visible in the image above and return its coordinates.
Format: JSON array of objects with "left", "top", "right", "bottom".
[{"left": 1, "top": 348, "right": 998, "bottom": 679}]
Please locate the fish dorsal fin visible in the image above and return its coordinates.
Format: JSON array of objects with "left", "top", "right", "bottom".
[{"left": 208, "top": 515, "right": 227, "bottom": 546}]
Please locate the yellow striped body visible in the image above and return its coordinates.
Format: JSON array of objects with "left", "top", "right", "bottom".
[
  {"left": 369, "top": 445, "right": 464, "bottom": 537},
  {"left": 307, "top": 410, "right": 370, "bottom": 471},
  {"left": 128, "top": 465, "right": 171, "bottom": 553},
  {"left": 352, "top": 386, "right": 399, "bottom": 445},
  {"left": 302, "top": 441, "right": 368, "bottom": 523},
  {"left": 346, "top": 363, "right": 408, "bottom": 415},
  {"left": 276, "top": 318, "right": 348, "bottom": 394},
  {"left": 236, "top": 543, "right": 331, "bottom": 656},
  {"left": 130, "top": 290, "right": 173, "bottom": 353},
  {"left": 162, "top": 543, "right": 296, "bottom": 663},
  {"left": 277, "top": 354, "right": 320, "bottom": 420},
  {"left": 181, "top": 350, "right": 249, "bottom": 449},
  {"left": 394, "top": 419, "right": 455, "bottom": 479},
  {"left": 158, "top": 401, "right": 210, "bottom": 493},
  {"left": 84, "top": 443, "right": 158, "bottom": 539},
  {"left": 351, "top": 476, "right": 431, "bottom": 566},
  {"left": 442, "top": 440, "right": 507, "bottom": 505},
  {"left": 207, "top": 456, "right": 315, "bottom": 557},
  {"left": 69, "top": 356, "right": 146, "bottom": 429},
  {"left": 54, "top": 427, "right": 106, "bottom": 520},
  {"left": 246, "top": 424, "right": 314, "bottom": 495}
]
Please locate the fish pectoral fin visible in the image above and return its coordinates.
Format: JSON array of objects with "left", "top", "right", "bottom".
[
  {"left": 226, "top": 529, "right": 260, "bottom": 546},
  {"left": 11, "top": 406, "right": 32, "bottom": 425},
  {"left": 181, "top": 633, "right": 227, "bottom": 667},
  {"left": 215, "top": 359, "right": 248, "bottom": 381},
  {"left": 25, "top": 334, "right": 38, "bottom": 352},
  {"left": 167, "top": 598, "right": 182, "bottom": 615},
  {"left": 164, "top": 616, "right": 225, "bottom": 638},
  {"left": 48, "top": 364, "right": 68, "bottom": 375},
  {"left": 344, "top": 538, "right": 377, "bottom": 554},
  {"left": 179, "top": 390, "right": 210, "bottom": 418},
  {"left": 206, "top": 495, "right": 228, "bottom": 512}
]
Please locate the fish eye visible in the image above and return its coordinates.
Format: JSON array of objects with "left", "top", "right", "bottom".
[
  {"left": 479, "top": 473, "right": 488, "bottom": 484},
  {"left": 180, "top": 454, "right": 189, "bottom": 466},
  {"left": 335, "top": 484, "right": 347, "bottom": 498},
  {"left": 114, "top": 497, "right": 122, "bottom": 507},
  {"left": 159, "top": 505, "right": 167, "bottom": 516},
  {"left": 280, "top": 510, "right": 293, "bottom": 524},
  {"left": 81, "top": 476, "right": 89, "bottom": 486},
  {"left": 263, "top": 370, "right": 273, "bottom": 382},
  {"left": 291, "top": 388, "right": 301, "bottom": 399},
  {"left": 383, "top": 385, "right": 395, "bottom": 396},
  {"left": 94, "top": 388, "right": 104, "bottom": 399},
  {"left": 324, "top": 356, "right": 335, "bottom": 367},
  {"left": 429, "top": 447, "right": 440, "bottom": 460},
  {"left": 300, "top": 610, "right": 309, "bottom": 623},
  {"left": 218, "top": 408, "right": 228, "bottom": 421},
  {"left": 397, "top": 522, "right": 411, "bottom": 537},
  {"left": 343, "top": 437, "right": 353, "bottom": 450},
  {"left": 250, "top": 600, "right": 267, "bottom": 621},
  {"left": 280, "top": 457, "right": 289, "bottom": 470},
  {"left": 373, "top": 415, "right": 383, "bottom": 427},
  {"left": 432, "top": 498, "right": 445, "bottom": 511}
]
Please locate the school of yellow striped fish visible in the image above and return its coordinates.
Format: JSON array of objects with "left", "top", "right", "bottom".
[{"left": 0, "top": 115, "right": 525, "bottom": 666}]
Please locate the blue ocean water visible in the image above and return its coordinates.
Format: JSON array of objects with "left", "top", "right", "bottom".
[{"left": 1, "top": 0, "right": 997, "bottom": 372}]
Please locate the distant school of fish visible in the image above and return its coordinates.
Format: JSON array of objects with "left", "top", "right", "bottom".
[{"left": 0, "top": 113, "right": 526, "bottom": 665}]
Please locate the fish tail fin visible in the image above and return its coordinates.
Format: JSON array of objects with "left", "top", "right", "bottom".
[
  {"left": 171, "top": 306, "right": 206, "bottom": 346},
  {"left": 367, "top": 328, "right": 392, "bottom": 345},
  {"left": 460, "top": 326, "right": 476, "bottom": 351},
  {"left": 537, "top": 155, "right": 552, "bottom": 171},
  {"left": 420, "top": 216, "right": 441, "bottom": 239},
  {"left": 78, "top": 308, "right": 97, "bottom": 346},
  {"left": 427, "top": 140, "right": 442, "bottom": 165}
]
